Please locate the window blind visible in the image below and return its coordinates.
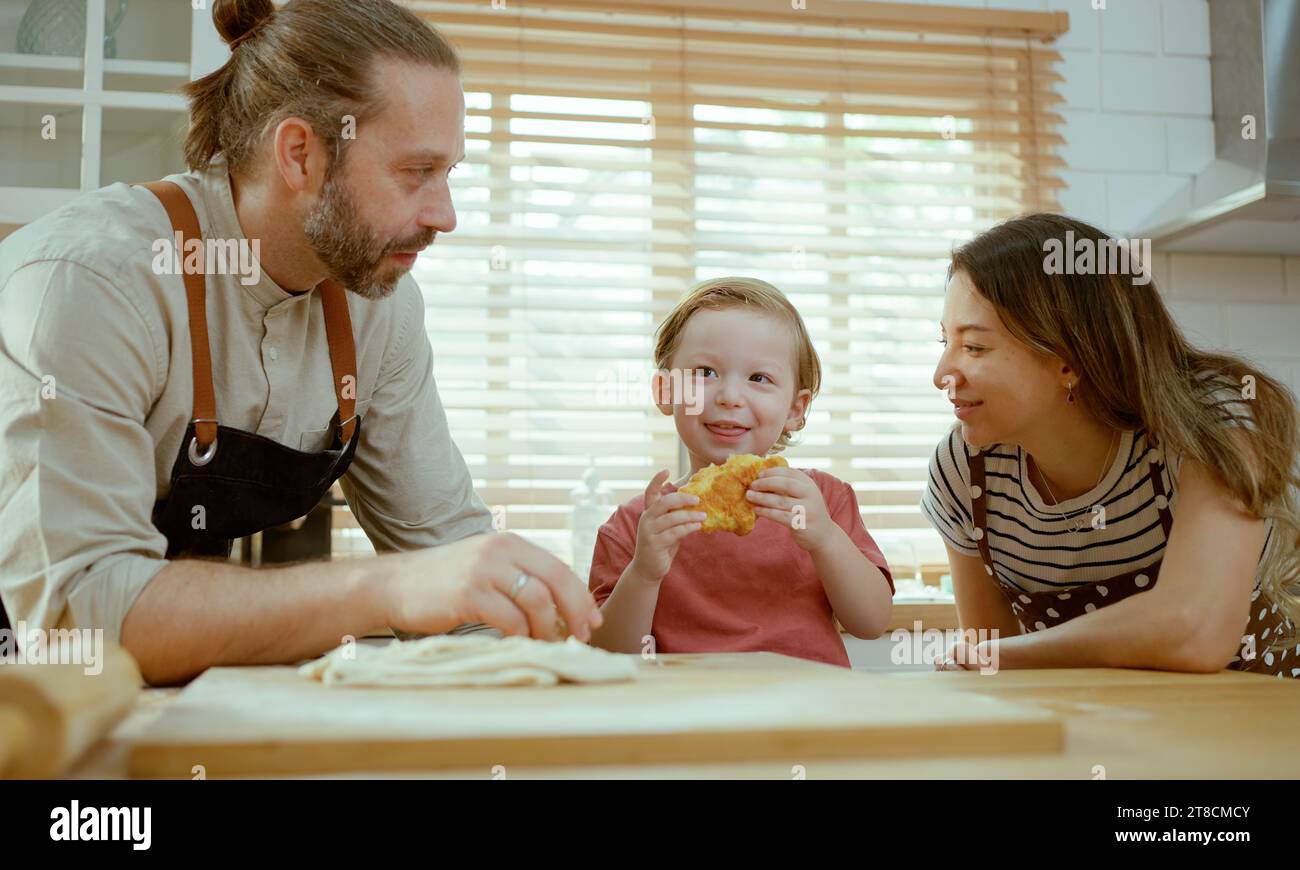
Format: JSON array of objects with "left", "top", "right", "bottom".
[{"left": 335, "top": 0, "right": 1067, "bottom": 574}]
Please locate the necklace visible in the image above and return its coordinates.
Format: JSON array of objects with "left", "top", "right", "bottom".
[{"left": 1033, "top": 431, "right": 1119, "bottom": 533}]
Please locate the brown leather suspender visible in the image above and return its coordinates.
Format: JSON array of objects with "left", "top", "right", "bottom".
[{"left": 138, "top": 180, "right": 358, "bottom": 451}]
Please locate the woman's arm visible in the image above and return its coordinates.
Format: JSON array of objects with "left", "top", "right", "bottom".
[
  {"left": 975, "top": 459, "right": 1261, "bottom": 672},
  {"left": 946, "top": 544, "right": 1023, "bottom": 639}
]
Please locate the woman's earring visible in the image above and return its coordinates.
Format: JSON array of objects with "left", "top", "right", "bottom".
[{"left": 1066, "top": 382, "right": 1075, "bottom": 404}]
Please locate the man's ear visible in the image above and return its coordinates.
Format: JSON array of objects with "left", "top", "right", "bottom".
[
  {"left": 650, "top": 370, "right": 675, "bottom": 417},
  {"left": 786, "top": 388, "right": 813, "bottom": 431},
  {"left": 271, "top": 116, "right": 326, "bottom": 194}
]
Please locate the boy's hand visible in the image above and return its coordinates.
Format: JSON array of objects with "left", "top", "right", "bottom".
[
  {"left": 746, "top": 467, "right": 836, "bottom": 552},
  {"left": 629, "top": 469, "right": 706, "bottom": 583}
]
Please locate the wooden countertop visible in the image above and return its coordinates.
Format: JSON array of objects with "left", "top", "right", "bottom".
[{"left": 67, "top": 653, "right": 1300, "bottom": 779}]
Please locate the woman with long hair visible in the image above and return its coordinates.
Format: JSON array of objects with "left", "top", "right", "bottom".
[{"left": 923, "top": 213, "right": 1299, "bottom": 676}]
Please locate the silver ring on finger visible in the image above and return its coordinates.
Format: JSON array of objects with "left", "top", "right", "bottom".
[{"left": 508, "top": 572, "right": 530, "bottom": 602}]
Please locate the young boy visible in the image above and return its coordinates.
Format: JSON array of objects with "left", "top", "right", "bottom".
[{"left": 588, "top": 277, "right": 894, "bottom": 666}]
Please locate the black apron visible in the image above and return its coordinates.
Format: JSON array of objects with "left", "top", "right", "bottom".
[
  {"left": 0, "top": 181, "right": 362, "bottom": 633},
  {"left": 142, "top": 179, "right": 362, "bottom": 559}
]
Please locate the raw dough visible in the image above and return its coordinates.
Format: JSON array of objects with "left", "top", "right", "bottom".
[{"left": 299, "top": 634, "right": 640, "bottom": 688}]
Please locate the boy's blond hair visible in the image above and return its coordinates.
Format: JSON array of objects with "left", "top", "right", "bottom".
[{"left": 653, "top": 277, "right": 821, "bottom": 453}]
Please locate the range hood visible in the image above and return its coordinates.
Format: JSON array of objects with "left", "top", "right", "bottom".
[{"left": 1138, "top": 0, "right": 1300, "bottom": 254}]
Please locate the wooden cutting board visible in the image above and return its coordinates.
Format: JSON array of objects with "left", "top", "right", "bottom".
[{"left": 129, "top": 652, "right": 1063, "bottom": 777}]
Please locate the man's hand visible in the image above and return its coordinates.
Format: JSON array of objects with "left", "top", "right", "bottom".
[
  {"left": 383, "top": 533, "right": 603, "bottom": 642},
  {"left": 745, "top": 466, "right": 835, "bottom": 551}
]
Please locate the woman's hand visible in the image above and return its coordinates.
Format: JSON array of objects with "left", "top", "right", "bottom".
[
  {"left": 936, "top": 639, "right": 978, "bottom": 671},
  {"left": 745, "top": 467, "right": 835, "bottom": 551},
  {"left": 628, "top": 469, "right": 706, "bottom": 583},
  {"left": 935, "top": 638, "right": 998, "bottom": 671}
]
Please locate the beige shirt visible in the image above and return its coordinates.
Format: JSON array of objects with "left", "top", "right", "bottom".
[{"left": 0, "top": 157, "right": 493, "bottom": 642}]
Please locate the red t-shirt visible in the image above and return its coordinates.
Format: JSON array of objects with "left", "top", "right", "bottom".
[{"left": 588, "top": 468, "right": 893, "bottom": 667}]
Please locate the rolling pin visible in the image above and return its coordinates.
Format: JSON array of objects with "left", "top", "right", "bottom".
[{"left": 0, "top": 640, "right": 141, "bottom": 778}]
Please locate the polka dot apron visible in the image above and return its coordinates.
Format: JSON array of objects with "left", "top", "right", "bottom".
[{"left": 967, "top": 443, "right": 1298, "bottom": 679}]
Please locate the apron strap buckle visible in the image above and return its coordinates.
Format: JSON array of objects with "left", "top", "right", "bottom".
[
  {"left": 336, "top": 413, "right": 358, "bottom": 445},
  {"left": 188, "top": 418, "right": 220, "bottom": 466}
]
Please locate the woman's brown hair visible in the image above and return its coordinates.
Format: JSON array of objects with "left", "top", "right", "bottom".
[
  {"left": 183, "top": 0, "right": 460, "bottom": 175},
  {"left": 950, "top": 213, "right": 1300, "bottom": 649}
]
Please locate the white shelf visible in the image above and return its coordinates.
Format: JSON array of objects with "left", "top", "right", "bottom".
[
  {"left": 0, "top": 52, "right": 190, "bottom": 78},
  {"left": 1, "top": 0, "right": 223, "bottom": 210},
  {"left": 0, "top": 83, "right": 185, "bottom": 110},
  {"left": 0, "top": 52, "right": 78, "bottom": 71}
]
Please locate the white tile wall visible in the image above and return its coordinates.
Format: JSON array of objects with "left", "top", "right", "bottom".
[
  {"left": 1050, "top": 0, "right": 1102, "bottom": 52},
  {"left": 1161, "top": 0, "right": 1212, "bottom": 55},
  {"left": 1163, "top": 254, "right": 1300, "bottom": 398},
  {"left": 862, "top": 0, "right": 1216, "bottom": 235},
  {"left": 1099, "top": 0, "right": 1160, "bottom": 53},
  {"left": 1100, "top": 54, "right": 1212, "bottom": 115},
  {"left": 1224, "top": 304, "right": 1300, "bottom": 359},
  {"left": 1164, "top": 298, "right": 1225, "bottom": 346},
  {"left": 1167, "top": 254, "right": 1287, "bottom": 300},
  {"left": 1059, "top": 110, "right": 1166, "bottom": 173},
  {"left": 1056, "top": 49, "right": 1101, "bottom": 110},
  {"left": 1054, "top": 170, "right": 1108, "bottom": 227},
  {"left": 1036, "top": 1, "right": 1299, "bottom": 395},
  {"left": 1052, "top": 0, "right": 1210, "bottom": 231},
  {"left": 854, "top": 1, "right": 1300, "bottom": 393}
]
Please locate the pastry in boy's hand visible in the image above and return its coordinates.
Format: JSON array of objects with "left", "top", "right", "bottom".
[{"left": 679, "top": 453, "right": 788, "bottom": 536}]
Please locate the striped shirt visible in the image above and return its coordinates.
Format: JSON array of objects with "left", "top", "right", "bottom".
[{"left": 921, "top": 379, "right": 1277, "bottom": 597}]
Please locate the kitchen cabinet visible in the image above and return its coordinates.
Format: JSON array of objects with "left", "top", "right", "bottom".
[{"left": 0, "top": 0, "right": 226, "bottom": 226}]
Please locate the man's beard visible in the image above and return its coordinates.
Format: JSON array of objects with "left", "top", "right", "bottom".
[{"left": 303, "top": 172, "right": 434, "bottom": 300}]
